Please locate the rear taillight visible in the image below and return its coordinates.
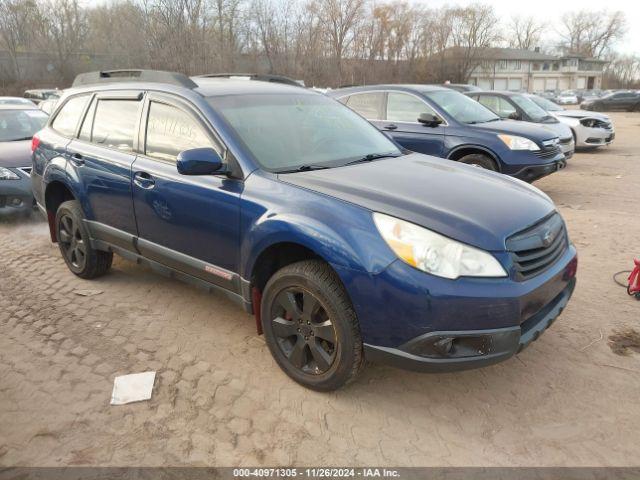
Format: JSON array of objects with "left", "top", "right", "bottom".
[{"left": 31, "top": 135, "right": 40, "bottom": 153}]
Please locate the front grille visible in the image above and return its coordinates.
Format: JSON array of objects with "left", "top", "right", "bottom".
[
  {"left": 534, "top": 145, "right": 562, "bottom": 159},
  {"left": 507, "top": 214, "right": 568, "bottom": 280}
]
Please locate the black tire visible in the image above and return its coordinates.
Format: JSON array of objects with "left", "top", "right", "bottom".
[
  {"left": 261, "top": 260, "right": 363, "bottom": 391},
  {"left": 55, "top": 200, "right": 113, "bottom": 279},
  {"left": 457, "top": 153, "right": 497, "bottom": 171}
]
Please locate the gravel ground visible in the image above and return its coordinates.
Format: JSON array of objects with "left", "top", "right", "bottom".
[{"left": 1, "top": 112, "right": 639, "bottom": 467}]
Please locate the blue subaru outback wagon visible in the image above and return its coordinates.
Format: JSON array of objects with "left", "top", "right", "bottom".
[{"left": 32, "top": 70, "right": 577, "bottom": 390}]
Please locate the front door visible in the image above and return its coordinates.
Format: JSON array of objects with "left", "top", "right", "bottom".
[
  {"left": 131, "top": 93, "right": 242, "bottom": 291},
  {"left": 381, "top": 92, "right": 445, "bottom": 157}
]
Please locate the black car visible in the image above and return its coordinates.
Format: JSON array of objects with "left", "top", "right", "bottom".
[
  {"left": 466, "top": 91, "right": 575, "bottom": 159},
  {"left": 581, "top": 91, "right": 640, "bottom": 112}
]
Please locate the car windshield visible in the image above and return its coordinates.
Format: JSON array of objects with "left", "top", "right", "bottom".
[
  {"left": 0, "top": 98, "right": 34, "bottom": 106},
  {"left": 423, "top": 90, "right": 499, "bottom": 124},
  {"left": 529, "top": 95, "right": 563, "bottom": 112},
  {"left": 511, "top": 95, "right": 552, "bottom": 122},
  {"left": 209, "top": 93, "right": 401, "bottom": 172},
  {"left": 0, "top": 109, "right": 48, "bottom": 142}
]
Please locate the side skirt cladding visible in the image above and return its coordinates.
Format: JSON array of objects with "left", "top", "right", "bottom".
[{"left": 84, "top": 220, "right": 252, "bottom": 313}]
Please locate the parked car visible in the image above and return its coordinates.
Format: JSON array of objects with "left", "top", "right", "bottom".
[
  {"left": 466, "top": 91, "right": 575, "bottom": 159},
  {"left": 32, "top": 70, "right": 577, "bottom": 390},
  {"left": 525, "top": 94, "right": 615, "bottom": 149},
  {"left": 328, "top": 85, "right": 567, "bottom": 182},
  {"left": 581, "top": 91, "right": 640, "bottom": 112},
  {"left": 24, "top": 89, "right": 61, "bottom": 105},
  {"left": 1, "top": 104, "right": 48, "bottom": 214},
  {"left": 442, "top": 83, "right": 482, "bottom": 93},
  {"left": 556, "top": 92, "right": 579, "bottom": 105},
  {"left": 0, "top": 97, "right": 36, "bottom": 106},
  {"left": 39, "top": 98, "right": 59, "bottom": 116}
]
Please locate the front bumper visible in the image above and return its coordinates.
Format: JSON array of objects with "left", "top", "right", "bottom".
[
  {"left": 364, "top": 277, "right": 576, "bottom": 372},
  {"left": 575, "top": 127, "right": 615, "bottom": 148},
  {"left": 512, "top": 157, "right": 566, "bottom": 182},
  {"left": 0, "top": 167, "right": 34, "bottom": 213}
]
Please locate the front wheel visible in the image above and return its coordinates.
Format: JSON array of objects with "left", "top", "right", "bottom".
[
  {"left": 55, "top": 200, "right": 113, "bottom": 279},
  {"left": 261, "top": 260, "right": 363, "bottom": 391},
  {"left": 457, "top": 153, "right": 497, "bottom": 171}
]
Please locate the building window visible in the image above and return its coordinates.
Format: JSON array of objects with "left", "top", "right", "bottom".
[
  {"left": 533, "top": 63, "right": 541, "bottom": 71},
  {"left": 498, "top": 60, "right": 508, "bottom": 70},
  {"left": 512, "top": 60, "right": 521, "bottom": 70}
]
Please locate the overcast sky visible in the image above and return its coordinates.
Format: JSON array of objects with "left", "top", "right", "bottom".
[{"left": 421, "top": 0, "right": 640, "bottom": 55}]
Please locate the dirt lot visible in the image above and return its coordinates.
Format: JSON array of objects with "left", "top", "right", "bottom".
[{"left": 1, "top": 112, "right": 639, "bottom": 467}]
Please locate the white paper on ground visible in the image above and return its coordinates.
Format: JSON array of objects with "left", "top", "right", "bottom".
[{"left": 110, "top": 371, "right": 156, "bottom": 405}]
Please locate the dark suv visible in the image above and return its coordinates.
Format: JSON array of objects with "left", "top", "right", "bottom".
[
  {"left": 328, "top": 85, "right": 567, "bottom": 182},
  {"left": 32, "top": 70, "right": 577, "bottom": 390}
]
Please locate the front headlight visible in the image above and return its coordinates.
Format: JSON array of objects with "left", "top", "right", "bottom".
[
  {"left": 373, "top": 213, "right": 507, "bottom": 279},
  {"left": 0, "top": 167, "right": 20, "bottom": 180},
  {"left": 497, "top": 134, "right": 539, "bottom": 151}
]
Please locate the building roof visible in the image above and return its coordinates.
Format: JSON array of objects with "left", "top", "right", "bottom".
[{"left": 472, "top": 48, "right": 557, "bottom": 61}]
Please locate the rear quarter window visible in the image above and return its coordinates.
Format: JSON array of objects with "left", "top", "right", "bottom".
[
  {"left": 346, "top": 92, "right": 384, "bottom": 120},
  {"left": 51, "top": 95, "right": 90, "bottom": 137}
]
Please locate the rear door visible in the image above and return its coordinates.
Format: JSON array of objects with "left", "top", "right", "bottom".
[
  {"left": 383, "top": 91, "right": 445, "bottom": 156},
  {"left": 65, "top": 91, "right": 143, "bottom": 248},
  {"left": 32, "top": 94, "right": 92, "bottom": 207},
  {"left": 131, "top": 93, "right": 242, "bottom": 291}
]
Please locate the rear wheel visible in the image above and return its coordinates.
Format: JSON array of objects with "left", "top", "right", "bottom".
[
  {"left": 457, "top": 153, "right": 497, "bottom": 171},
  {"left": 55, "top": 200, "right": 113, "bottom": 279},
  {"left": 261, "top": 260, "right": 363, "bottom": 391}
]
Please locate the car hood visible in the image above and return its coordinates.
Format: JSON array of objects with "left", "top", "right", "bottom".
[
  {"left": 471, "top": 119, "right": 557, "bottom": 142},
  {"left": 537, "top": 121, "right": 573, "bottom": 140},
  {"left": 553, "top": 109, "right": 610, "bottom": 121},
  {"left": 0, "top": 140, "right": 31, "bottom": 168},
  {"left": 280, "top": 153, "right": 556, "bottom": 251}
]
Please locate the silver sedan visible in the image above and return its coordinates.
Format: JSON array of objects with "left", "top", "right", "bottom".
[{"left": 526, "top": 94, "right": 614, "bottom": 149}]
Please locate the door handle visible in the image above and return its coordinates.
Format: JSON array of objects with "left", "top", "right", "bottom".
[
  {"left": 133, "top": 171, "right": 155, "bottom": 189},
  {"left": 69, "top": 153, "right": 84, "bottom": 166},
  {"left": 384, "top": 124, "right": 398, "bottom": 130}
]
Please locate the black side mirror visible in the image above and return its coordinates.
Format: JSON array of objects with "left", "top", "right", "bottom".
[
  {"left": 176, "top": 148, "right": 224, "bottom": 175},
  {"left": 418, "top": 113, "right": 443, "bottom": 127},
  {"left": 508, "top": 111, "right": 521, "bottom": 120}
]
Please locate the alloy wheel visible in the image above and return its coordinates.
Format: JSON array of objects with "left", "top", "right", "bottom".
[
  {"left": 58, "top": 214, "right": 86, "bottom": 270},
  {"left": 270, "top": 288, "right": 337, "bottom": 375}
]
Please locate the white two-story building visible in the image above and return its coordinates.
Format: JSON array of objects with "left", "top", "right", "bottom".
[{"left": 466, "top": 47, "right": 607, "bottom": 92}]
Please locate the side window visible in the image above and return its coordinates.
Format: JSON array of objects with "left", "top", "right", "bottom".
[
  {"left": 145, "top": 101, "right": 215, "bottom": 162},
  {"left": 51, "top": 95, "right": 90, "bottom": 137},
  {"left": 345, "top": 92, "right": 384, "bottom": 120},
  {"left": 78, "top": 97, "right": 96, "bottom": 142},
  {"left": 387, "top": 92, "right": 436, "bottom": 123},
  {"left": 478, "top": 96, "right": 515, "bottom": 118},
  {"left": 91, "top": 99, "right": 141, "bottom": 152}
]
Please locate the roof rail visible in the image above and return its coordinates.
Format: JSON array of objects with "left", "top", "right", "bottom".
[
  {"left": 195, "top": 73, "right": 304, "bottom": 87},
  {"left": 72, "top": 70, "right": 198, "bottom": 89}
]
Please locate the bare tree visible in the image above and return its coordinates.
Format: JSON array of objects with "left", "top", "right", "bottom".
[
  {"left": 508, "top": 15, "right": 544, "bottom": 50},
  {"left": 558, "top": 10, "right": 626, "bottom": 59},
  {"left": 0, "top": 0, "right": 39, "bottom": 80},
  {"left": 309, "top": 0, "right": 366, "bottom": 85}
]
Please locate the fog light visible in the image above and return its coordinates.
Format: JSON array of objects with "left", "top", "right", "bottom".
[{"left": 433, "top": 337, "right": 454, "bottom": 356}]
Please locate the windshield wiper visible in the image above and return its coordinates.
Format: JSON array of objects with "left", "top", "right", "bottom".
[
  {"left": 342, "top": 152, "right": 400, "bottom": 167},
  {"left": 278, "top": 164, "right": 331, "bottom": 173},
  {"left": 466, "top": 118, "right": 500, "bottom": 124},
  {"left": 10, "top": 136, "right": 33, "bottom": 141}
]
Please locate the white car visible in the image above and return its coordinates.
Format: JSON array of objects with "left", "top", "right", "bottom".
[
  {"left": 556, "top": 92, "right": 579, "bottom": 105},
  {"left": 526, "top": 94, "right": 614, "bottom": 149}
]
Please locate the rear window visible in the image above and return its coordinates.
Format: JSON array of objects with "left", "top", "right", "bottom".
[
  {"left": 51, "top": 95, "right": 90, "bottom": 137},
  {"left": 90, "top": 99, "right": 141, "bottom": 152}
]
